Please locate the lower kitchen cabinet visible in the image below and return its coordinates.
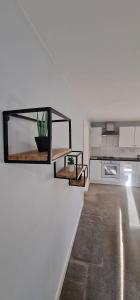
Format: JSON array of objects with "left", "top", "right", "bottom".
[
  {"left": 120, "top": 162, "right": 136, "bottom": 186},
  {"left": 135, "top": 163, "right": 140, "bottom": 187},
  {"left": 90, "top": 160, "right": 101, "bottom": 182},
  {"left": 90, "top": 159, "right": 140, "bottom": 187}
]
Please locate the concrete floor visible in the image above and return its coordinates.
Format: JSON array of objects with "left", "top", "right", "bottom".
[{"left": 60, "top": 184, "right": 140, "bottom": 300}]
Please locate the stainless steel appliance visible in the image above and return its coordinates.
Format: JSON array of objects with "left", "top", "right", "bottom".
[
  {"left": 102, "top": 123, "right": 119, "bottom": 136},
  {"left": 101, "top": 160, "right": 120, "bottom": 179}
]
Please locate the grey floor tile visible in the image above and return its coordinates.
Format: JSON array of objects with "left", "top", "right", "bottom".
[
  {"left": 60, "top": 279, "right": 85, "bottom": 300},
  {"left": 60, "top": 184, "right": 140, "bottom": 300},
  {"left": 87, "top": 263, "right": 116, "bottom": 300},
  {"left": 66, "top": 260, "right": 88, "bottom": 284}
]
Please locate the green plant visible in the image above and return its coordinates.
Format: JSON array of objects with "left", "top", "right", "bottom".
[
  {"left": 67, "top": 156, "right": 74, "bottom": 165},
  {"left": 37, "top": 112, "right": 48, "bottom": 137}
]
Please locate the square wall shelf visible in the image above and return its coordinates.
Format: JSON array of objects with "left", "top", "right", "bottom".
[
  {"left": 69, "top": 165, "right": 88, "bottom": 187},
  {"left": 54, "top": 151, "right": 84, "bottom": 180},
  {"left": 3, "top": 107, "right": 72, "bottom": 164}
]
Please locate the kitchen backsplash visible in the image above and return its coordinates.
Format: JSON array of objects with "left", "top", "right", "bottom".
[{"left": 91, "top": 135, "right": 140, "bottom": 157}]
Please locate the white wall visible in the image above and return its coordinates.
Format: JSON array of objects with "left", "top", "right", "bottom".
[{"left": 0, "top": 1, "right": 86, "bottom": 300}]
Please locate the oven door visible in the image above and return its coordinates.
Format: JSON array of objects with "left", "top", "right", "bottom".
[{"left": 101, "top": 161, "right": 120, "bottom": 179}]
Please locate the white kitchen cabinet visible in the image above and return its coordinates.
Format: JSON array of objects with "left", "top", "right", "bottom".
[
  {"left": 134, "top": 127, "right": 140, "bottom": 147},
  {"left": 120, "top": 161, "right": 136, "bottom": 186},
  {"left": 90, "top": 127, "right": 102, "bottom": 147},
  {"left": 135, "top": 163, "right": 140, "bottom": 186},
  {"left": 119, "top": 126, "right": 140, "bottom": 148},
  {"left": 90, "top": 160, "right": 101, "bottom": 182},
  {"left": 119, "top": 127, "right": 135, "bottom": 147}
]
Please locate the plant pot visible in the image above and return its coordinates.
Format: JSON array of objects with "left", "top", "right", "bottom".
[
  {"left": 68, "top": 165, "right": 75, "bottom": 172},
  {"left": 35, "top": 136, "right": 49, "bottom": 152}
]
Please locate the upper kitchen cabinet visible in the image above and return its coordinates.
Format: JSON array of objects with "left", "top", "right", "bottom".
[
  {"left": 90, "top": 127, "right": 102, "bottom": 147},
  {"left": 134, "top": 127, "right": 140, "bottom": 147},
  {"left": 119, "top": 127, "right": 135, "bottom": 147},
  {"left": 119, "top": 126, "right": 140, "bottom": 148}
]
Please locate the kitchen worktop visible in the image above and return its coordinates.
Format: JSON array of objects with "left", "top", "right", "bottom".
[{"left": 90, "top": 156, "right": 140, "bottom": 162}]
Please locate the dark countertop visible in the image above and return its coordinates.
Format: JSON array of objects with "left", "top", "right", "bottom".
[{"left": 90, "top": 156, "right": 140, "bottom": 162}]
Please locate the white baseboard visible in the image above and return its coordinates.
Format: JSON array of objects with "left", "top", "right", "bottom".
[
  {"left": 85, "top": 178, "right": 90, "bottom": 191},
  {"left": 54, "top": 200, "right": 83, "bottom": 300},
  {"left": 90, "top": 179, "right": 121, "bottom": 185},
  {"left": 90, "top": 179, "right": 139, "bottom": 187}
]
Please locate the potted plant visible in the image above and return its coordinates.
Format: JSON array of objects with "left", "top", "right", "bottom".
[
  {"left": 35, "top": 112, "right": 49, "bottom": 152},
  {"left": 67, "top": 156, "right": 75, "bottom": 172}
]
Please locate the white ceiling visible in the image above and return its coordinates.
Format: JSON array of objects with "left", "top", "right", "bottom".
[{"left": 19, "top": 0, "right": 140, "bottom": 121}]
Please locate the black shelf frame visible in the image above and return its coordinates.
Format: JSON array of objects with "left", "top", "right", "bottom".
[
  {"left": 3, "top": 107, "right": 72, "bottom": 164},
  {"left": 64, "top": 151, "right": 83, "bottom": 179},
  {"left": 54, "top": 150, "right": 84, "bottom": 180}
]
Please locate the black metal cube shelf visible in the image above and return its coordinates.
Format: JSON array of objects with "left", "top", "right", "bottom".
[
  {"left": 69, "top": 165, "right": 88, "bottom": 187},
  {"left": 65, "top": 151, "right": 83, "bottom": 179},
  {"left": 54, "top": 151, "right": 84, "bottom": 180},
  {"left": 3, "top": 107, "right": 72, "bottom": 164}
]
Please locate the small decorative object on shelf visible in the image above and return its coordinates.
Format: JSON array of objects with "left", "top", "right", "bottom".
[
  {"left": 35, "top": 111, "right": 49, "bottom": 152},
  {"left": 3, "top": 107, "right": 71, "bottom": 164},
  {"left": 67, "top": 156, "right": 75, "bottom": 172},
  {"left": 69, "top": 165, "right": 88, "bottom": 187}
]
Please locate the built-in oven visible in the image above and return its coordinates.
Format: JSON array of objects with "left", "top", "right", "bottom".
[{"left": 101, "top": 161, "right": 120, "bottom": 179}]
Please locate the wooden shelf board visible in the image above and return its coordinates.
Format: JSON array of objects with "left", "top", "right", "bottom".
[
  {"left": 56, "top": 166, "right": 83, "bottom": 179},
  {"left": 8, "top": 148, "right": 71, "bottom": 162},
  {"left": 52, "top": 148, "right": 71, "bottom": 161},
  {"left": 70, "top": 176, "right": 87, "bottom": 187}
]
